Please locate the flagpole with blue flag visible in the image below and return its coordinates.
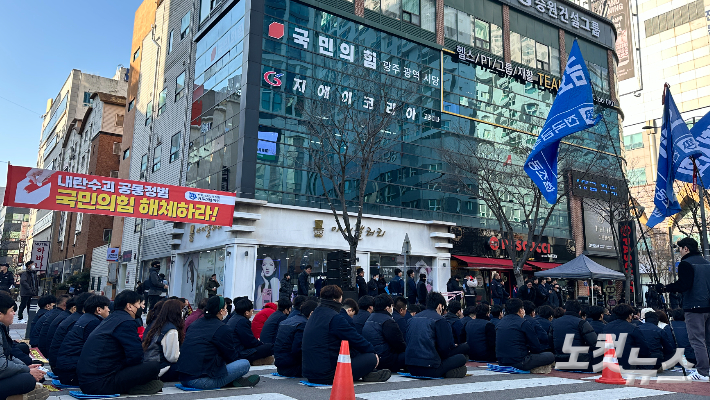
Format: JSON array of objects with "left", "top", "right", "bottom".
[
  {"left": 646, "top": 84, "right": 702, "bottom": 228},
  {"left": 524, "top": 40, "right": 601, "bottom": 204}
]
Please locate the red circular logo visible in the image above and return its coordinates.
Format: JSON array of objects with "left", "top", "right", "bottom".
[
  {"left": 488, "top": 236, "right": 500, "bottom": 250},
  {"left": 263, "top": 71, "right": 284, "bottom": 87}
]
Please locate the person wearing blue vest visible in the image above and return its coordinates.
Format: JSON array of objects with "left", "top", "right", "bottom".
[
  {"left": 522, "top": 301, "right": 550, "bottom": 351},
  {"left": 637, "top": 311, "right": 675, "bottom": 370},
  {"left": 405, "top": 291, "right": 470, "bottom": 378},
  {"left": 341, "top": 298, "right": 359, "bottom": 327},
  {"left": 443, "top": 300, "right": 464, "bottom": 344},
  {"left": 657, "top": 237, "right": 710, "bottom": 382},
  {"left": 286, "top": 295, "right": 307, "bottom": 320},
  {"left": 534, "top": 305, "right": 554, "bottom": 335},
  {"left": 362, "top": 294, "right": 407, "bottom": 372},
  {"left": 353, "top": 295, "right": 374, "bottom": 334},
  {"left": 142, "top": 299, "right": 185, "bottom": 382},
  {"left": 392, "top": 296, "right": 409, "bottom": 337},
  {"left": 38, "top": 296, "right": 73, "bottom": 356},
  {"left": 601, "top": 304, "right": 649, "bottom": 371},
  {"left": 28, "top": 295, "right": 55, "bottom": 348},
  {"left": 259, "top": 298, "right": 292, "bottom": 345},
  {"left": 490, "top": 304, "right": 503, "bottom": 328},
  {"left": 176, "top": 296, "right": 260, "bottom": 389},
  {"left": 227, "top": 299, "right": 274, "bottom": 364},
  {"left": 55, "top": 295, "right": 110, "bottom": 386},
  {"left": 406, "top": 270, "right": 417, "bottom": 305},
  {"left": 273, "top": 300, "right": 318, "bottom": 377},
  {"left": 77, "top": 290, "right": 162, "bottom": 395},
  {"left": 586, "top": 305, "right": 606, "bottom": 335},
  {"left": 302, "top": 285, "right": 390, "bottom": 384},
  {"left": 495, "top": 298, "right": 555, "bottom": 373},
  {"left": 549, "top": 300, "right": 597, "bottom": 370},
  {"left": 48, "top": 293, "right": 91, "bottom": 369},
  {"left": 464, "top": 303, "right": 496, "bottom": 362},
  {"left": 388, "top": 269, "right": 404, "bottom": 297}
]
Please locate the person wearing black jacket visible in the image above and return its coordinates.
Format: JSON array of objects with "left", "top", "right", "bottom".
[
  {"left": 490, "top": 273, "right": 509, "bottom": 305},
  {"left": 586, "top": 306, "right": 606, "bottom": 335},
  {"left": 518, "top": 281, "right": 537, "bottom": 304},
  {"left": 602, "top": 304, "right": 649, "bottom": 371},
  {"left": 522, "top": 301, "right": 549, "bottom": 350},
  {"left": 490, "top": 304, "right": 503, "bottom": 328},
  {"left": 146, "top": 261, "right": 167, "bottom": 311},
  {"left": 405, "top": 292, "right": 469, "bottom": 378},
  {"left": 362, "top": 294, "right": 407, "bottom": 372},
  {"left": 533, "top": 278, "right": 547, "bottom": 307},
  {"left": 302, "top": 285, "right": 390, "bottom": 384},
  {"left": 77, "top": 290, "right": 162, "bottom": 395},
  {"left": 49, "top": 293, "right": 92, "bottom": 369},
  {"left": 367, "top": 273, "right": 380, "bottom": 297},
  {"left": 40, "top": 297, "right": 75, "bottom": 356},
  {"left": 464, "top": 303, "right": 496, "bottom": 362},
  {"left": 657, "top": 237, "right": 710, "bottom": 381},
  {"left": 176, "top": 296, "right": 260, "bottom": 389},
  {"left": 227, "top": 299, "right": 274, "bottom": 364},
  {"left": 206, "top": 274, "right": 220, "bottom": 298},
  {"left": 274, "top": 300, "right": 318, "bottom": 377},
  {"left": 496, "top": 298, "right": 555, "bottom": 372},
  {"left": 0, "top": 263, "right": 13, "bottom": 293},
  {"left": 279, "top": 273, "right": 293, "bottom": 301},
  {"left": 416, "top": 274, "right": 428, "bottom": 305},
  {"left": 55, "top": 295, "right": 110, "bottom": 385},
  {"left": 33, "top": 294, "right": 68, "bottom": 350},
  {"left": 286, "top": 295, "right": 306, "bottom": 320},
  {"left": 446, "top": 276, "right": 462, "bottom": 301},
  {"left": 406, "top": 270, "right": 417, "bottom": 305},
  {"left": 298, "top": 266, "right": 312, "bottom": 296},
  {"left": 29, "top": 295, "right": 56, "bottom": 348},
  {"left": 443, "top": 300, "right": 464, "bottom": 344},
  {"left": 549, "top": 301, "right": 597, "bottom": 369},
  {"left": 637, "top": 311, "right": 675, "bottom": 370},
  {"left": 17, "top": 261, "right": 39, "bottom": 321},
  {"left": 388, "top": 269, "right": 404, "bottom": 297},
  {"left": 392, "top": 297, "right": 409, "bottom": 337},
  {"left": 356, "top": 268, "right": 367, "bottom": 298},
  {"left": 259, "top": 299, "right": 291, "bottom": 345},
  {"left": 534, "top": 305, "right": 554, "bottom": 336},
  {"left": 353, "top": 295, "right": 374, "bottom": 334}
]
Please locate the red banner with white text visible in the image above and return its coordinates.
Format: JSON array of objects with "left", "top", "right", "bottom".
[{"left": 3, "top": 166, "right": 236, "bottom": 227}]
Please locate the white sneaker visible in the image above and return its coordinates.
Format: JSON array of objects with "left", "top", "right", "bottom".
[{"left": 687, "top": 371, "right": 709, "bottom": 382}]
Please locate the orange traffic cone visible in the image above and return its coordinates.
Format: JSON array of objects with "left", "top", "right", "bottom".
[
  {"left": 330, "top": 340, "right": 356, "bottom": 400},
  {"left": 595, "top": 333, "right": 626, "bottom": 385}
]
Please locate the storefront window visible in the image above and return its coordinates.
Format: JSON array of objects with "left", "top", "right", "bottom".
[{"left": 180, "top": 249, "right": 226, "bottom": 306}]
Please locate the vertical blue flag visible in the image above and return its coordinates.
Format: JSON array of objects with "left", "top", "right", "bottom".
[
  {"left": 647, "top": 87, "right": 702, "bottom": 228},
  {"left": 524, "top": 40, "right": 601, "bottom": 204},
  {"left": 675, "top": 108, "right": 710, "bottom": 188}
]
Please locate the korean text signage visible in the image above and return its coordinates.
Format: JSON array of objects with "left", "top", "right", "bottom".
[
  {"left": 618, "top": 220, "right": 637, "bottom": 293},
  {"left": 583, "top": 200, "right": 616, "bottom": 256},
  {"left": 3, "top": 166, "right": 237, "bottom": 227},
  {"left": 593, "top": 0, "right": 634, "bottom": 81},
  {"left": 107, "top": 247, "right": 120, "bottom": 262},
  {"left": 488, "top": 236, "right": 552, "bottom": 253},
  {"left": 31, "top": 241, "right": 50, "bottom": 271}
]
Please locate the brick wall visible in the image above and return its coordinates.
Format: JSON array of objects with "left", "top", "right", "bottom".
[{"left": 503, "top": 6, "right": 511, "bottom": 63}]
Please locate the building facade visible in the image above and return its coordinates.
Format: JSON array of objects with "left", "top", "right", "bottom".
[{"left": 0, "top": 203, "right": 30, "bottom": 267}]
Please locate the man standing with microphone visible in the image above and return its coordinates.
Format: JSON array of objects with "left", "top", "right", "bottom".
[{"left": 657, "top": 237, "right": 710, "bottom": 382}]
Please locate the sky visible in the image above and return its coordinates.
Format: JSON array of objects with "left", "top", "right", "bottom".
[{"left": 0, "top": 1, "right": 142, "bottom": 187}]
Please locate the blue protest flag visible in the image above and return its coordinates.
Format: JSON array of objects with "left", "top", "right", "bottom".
[
  {"left": 524, "top": 40, "right": 600, "bottom": 204},
  {"left": 647, "top": 86, "right": 702, "bottom": 228},
  {"left": 676, "top": 109, "right": 710, "bottom": 188}
]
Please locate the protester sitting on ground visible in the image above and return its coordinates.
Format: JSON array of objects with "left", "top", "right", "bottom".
[
  {"left": 49, "top": 292, "right": 92, "bottom": 368},
  {"left": 405, "top": 292, "right": 470, "bottom": 378},
  {"left": 637, "top": 311, "right": 675, "bottom": 370},
  {"left": 302, "top": 285, "right": 390, "bottom": 384},
  {"left": 464, "top": 303, "right": 496, "bottom": 362},
  {"left": 223, "top": 297, "right": 234, "bottom": 323},
  {"left": 534, "top": 305, "right": 554, "bottom": 335},
  {"left": 457, "top": 306, "right": 476, "bottom": 343},
  {"left": 392, "top": 296, "right": 409, "bottom": 337},
  {"left": 227, "top": 298, "right": 274, "bottom": 365},
  {"left": 143, "top": 299, "right": 185, "bottom": 382},
  {"left": 251, "top": 302, "right": 277, "bottom": 339},
  {"left": 362, "top": 294, "right": 407, "bottom": 372},
  {"left": 586, "top": 306, "right": 607, "bottom": 335},
  {"left": 259, "top": 299, "right": 292, "bottom": 345},
  {"left": 553, "top": 307, "right": 565, "bottom": 319},
  {"left": 443, "top": 300, "right": 464, "bottom": 343},
  {"left": 55, "top": 294, "right": 111, "bottom": 386},
  {"left": 670, "top": 308, "right": 695, "bottom": 367},
  {"left": 40, "top": 296, "right": 76, "bottom": 357},
  {"left": 175, "top": 296, "right": 260, "bottom": 389},
  {"left": 549, "top": 300, "right": 597, "bottom": 370},
  {"left": 408, "top": 304, "right": 422, "bottom": 317},
  {"left": 273, "top": 300, "right": 318, "bottom": 378},
  {"left": 287, "top": 296, "right": 307, "bottom": 319},
  {"left": 77, "top": 290, "right": 162, "bottom": 395},
  {"left": 656, "top": 310, "right": 673, "bottom": 341},
  {"left": 353, "top": 295, "right": 375, "bottom": 334},
  {"left": 184, "top": 298, "right": 208, "bottom": 332},
  {"left": 522, "top": 300, "right": 550, "bottom": 350},
  {"left": 496, "top": 298, "right": 555, "bottom": 373},
  {"left": 145, "top": 298, "right": 167, "bottom": 329},
  {"left": 490, "top": 304, "right": 503, "bottom": 327},
  {"left": 29, "top": 295, "right": 56, "bottom": 348},
  {"left": 602, "top": 304, "right": 649, "bottom": 370}
]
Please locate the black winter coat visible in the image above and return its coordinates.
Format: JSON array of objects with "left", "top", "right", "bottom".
[
  {"left": 259, "top": 310, "right": 288, "bottom": 344},
  {"left": 298, "top": 272, "right": 310, "bottom": 296},
  {"left": 416, "top": 279, "right": 428, "bottom": 304}
]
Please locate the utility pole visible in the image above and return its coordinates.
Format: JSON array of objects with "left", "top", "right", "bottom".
[
  {"left": 668, "top": 225, "right": 676, "bottom": 281},
  {"left": 700, "top": 185, "right": 710, "bottom": 258},
  {"left": 402, "top": 234, "right": 411, "bottom": 299}
]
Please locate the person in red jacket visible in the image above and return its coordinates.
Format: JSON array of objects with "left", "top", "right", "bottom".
[{"left": 252, "top": 302, "right": 277, "bottom": 338}]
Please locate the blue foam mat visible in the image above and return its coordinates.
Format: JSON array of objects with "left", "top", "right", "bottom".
[
  {"left": 69, "top": 391, "right": 120, "bottom": 399},
  {"left": 47, "top": 372, "right": 58, "bottom": 379},
  {"left": 271, "top": 372, "right": 297, "bottom": 378},
  {"left": 397, "top": 372, "right": 444, "bottom": 380},
  {"left": 52, "top": 379, "right": 80, "bottom": 389},
  {"left": 299, "top": 380, "right": 332, "bottom": 387},
  {"left": 487, "top": 364, "right": 530, "bottom": 374},
  {"left": 175, "top": 384, "right": 220, "bottom": 391}
]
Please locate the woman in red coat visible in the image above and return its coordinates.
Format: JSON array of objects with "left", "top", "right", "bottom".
[{"left": 251, "top": 302, "right": 277, "bottom": 338}]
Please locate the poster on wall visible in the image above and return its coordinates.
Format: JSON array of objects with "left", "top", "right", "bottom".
[
  {"left": 31, "top": 241, "right": 50, "bottom": 271},
  {"left": 255, "top": 257, "right": 282, "bottom": 309},
  {"left": 181, "top": 252, "right": 226, "bottom": 307},
  {"left": 3, "top": 165, "right": 237, "bottom": 227},
  {"left": 593, "top": 0, "right": 635, "bottom": 81}
]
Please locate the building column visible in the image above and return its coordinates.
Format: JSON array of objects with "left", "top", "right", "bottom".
[
  {"left": 503, "top": 5, "right": 511, "bottom": 63},
  {"left": 432, "top": 255, "right": 451, "bottom": 293},
  {"left": 436, "top": 0, "right": 445, "bottom": 46},
  {"left": 354, "top": 0, "right": 364, "bottom": 17},
  {"left": 231, "top": 244, "right": 257, "bottom": 300},
  {"left": 559, "top": 29, "right": 567, "bottom": 70}
]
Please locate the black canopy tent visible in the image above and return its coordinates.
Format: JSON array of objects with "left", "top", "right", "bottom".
[{"left": 534, "top": 254, "right": 625, "bottom": 304}]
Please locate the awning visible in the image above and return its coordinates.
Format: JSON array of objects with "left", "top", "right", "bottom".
[
  {"left": 525, "top": 261, "right": 562, "bottom": 270},
  {"left": 452, "top": 255, "right": 532, "bottom": 271}
]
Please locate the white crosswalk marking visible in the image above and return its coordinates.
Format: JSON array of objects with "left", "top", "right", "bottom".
[
  {"left": 355, "top": 377, "right": 587, "bottom": 400},
  {"left": 517, "top": 387, "right": 671, "bottom": 400}
]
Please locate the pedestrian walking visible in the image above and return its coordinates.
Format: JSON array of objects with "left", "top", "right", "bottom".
[{"left": 18, "top": 261, "right": 39, "bottom": 322}]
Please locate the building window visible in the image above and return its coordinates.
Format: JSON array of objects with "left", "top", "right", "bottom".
[
  {"left": 510, "top": 32, "right": 560, "bottom": 75},
  {"left": 181, "top": 12, "right": 191, "bottom": 39},
  {"left": 627, "top": 168, "right": 647, "bottom": 186},
  {"left": 140, "top": 154, "right": 148, "bottom": 179},
  {"left": 113, "top": 142, "right": 121, "bottom": 155},
  {"left": 110, "top": 170, "right": 119, "bottom": 178},
  {"left": 123, "top": 148, "right": 130, "bottom": 160},
  {"left": 128, "top": 99, "right": 134, "bottom": 111},
  {"left": 168, "top": 30, "right": 174, "bottom": 54},
  {"left": 135, "top": 219, "right": 142, "bottom": 232},
  {"left": 157, "top": 88, "right": 167, "bottom": 116},
  {"left": 153, "top": 145, "right": 162, "bottom": 172},
  {"left": 146, "top": 220, "right": 156, "bottom": 229},
  {"left": 366, "top": 0, "right": 435, "bottom": 31},
  {"left": 428, "top": 199, "right": 441, "bottom": 211},
  {"left": 116, "top": 114, "right": 124, "bottom": 127},
  {"left": 170, "top": 133, "right": 180, "bottom": 162},
  {"left": 133, "top": 48, "right": 140, "bottom": 61},
  {"left": 624, "top": 133, "right": 644, "bottom": 150},
  {"left": 145, "top": 101, "right": 153, "bottom": 126},
  {"left": 175, "top": 71, "right": 186, "bottom": 101},
  {"left": 103, "top": 229, "right": 112, "bottom": 242},
  {"left": 443, "top": 7, "right": 501, "bottom": 56},
  {"left": 83, "top": 92, "right": 92, "bottom": 106}
]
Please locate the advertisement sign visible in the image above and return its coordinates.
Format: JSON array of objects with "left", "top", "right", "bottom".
[
  {"left": 31, "top": 241, "right": 50, "bottom": 271},
  {"left": 593, "top": 0, "right": 635, "bottom": 81},
  {"left": 583, "top": 200, "right": 616, "bottom": 256},
  {"left": 107, "top": 247, "right": 120, "bottom": 262},
  {"left": 618, "top": 220, "right": 638, "bottom": 295},
  {"left": 3, "top": 166, "right": 237, "bottom": 227}
]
